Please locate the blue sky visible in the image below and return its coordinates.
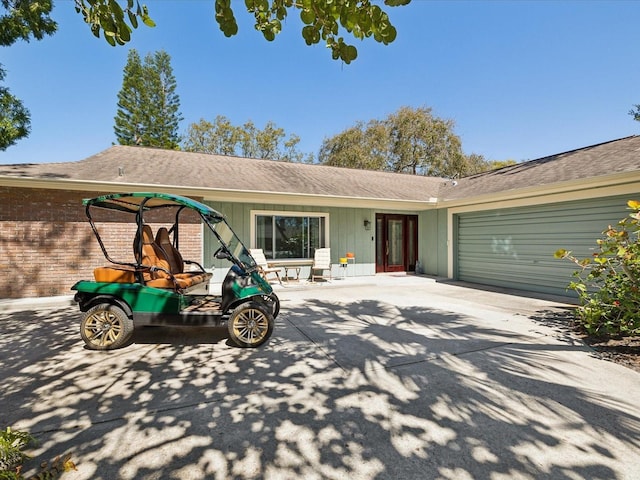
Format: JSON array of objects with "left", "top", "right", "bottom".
[{"left": 2, "top": 0, "right": 640, "bottom": 165}]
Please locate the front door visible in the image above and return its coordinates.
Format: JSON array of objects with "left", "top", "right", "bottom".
[{"left": 375, "top": 214, "right": 418, "bottom": 273}]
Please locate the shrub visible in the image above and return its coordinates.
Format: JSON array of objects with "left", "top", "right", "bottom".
[
  {"left": 555, "top": 200, "right": 640, "bottom": 337},
  {"left": 0, "top": 427, "right": 75, "bottom": 480},
  {"left": 0, "top": 427, "right": 33, "bottom": 479}
]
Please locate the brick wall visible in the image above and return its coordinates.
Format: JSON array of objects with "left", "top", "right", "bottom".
[{"left": 0, "top": 187, "right": 204, "bottom": 299}]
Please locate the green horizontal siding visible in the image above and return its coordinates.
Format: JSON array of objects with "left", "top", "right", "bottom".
[
  {"left": 202, "top": 201, "right": 383, "bottom": 281},
  {"left": 455, "top": 194, "right": 636, "bottom": 296}
]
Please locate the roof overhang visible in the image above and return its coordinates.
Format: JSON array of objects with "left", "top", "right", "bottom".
[
  {"left": 0, "top": 176, "right": 439, "bottom": 212},
  {"left": 438, "top": 169, "right": 640, "bottom": 212},
  {"left": 3, "top": 167, "right": 637, "bottom": 213}
]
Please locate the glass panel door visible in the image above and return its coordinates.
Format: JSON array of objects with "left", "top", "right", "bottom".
[
  {"left": 386, "top": 215, "right": 405, "bottom": 272},
  {"left": 375, "top": 214, "right": 418, "bottom": 273}
]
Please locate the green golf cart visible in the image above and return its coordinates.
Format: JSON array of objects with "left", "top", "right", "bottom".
[{"left": 71, "top": 192, "right": 279, "bottom": 350}]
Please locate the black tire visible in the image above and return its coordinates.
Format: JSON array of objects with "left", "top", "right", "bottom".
[
  {"left": 227, "top": 301, "right": 274, "bottom": 348},
  {"left": 80, "top": 303, "right": 134, "bottom": 350},
  {"left": 261, "top": 293, "right": 280, "bottom": 318}
]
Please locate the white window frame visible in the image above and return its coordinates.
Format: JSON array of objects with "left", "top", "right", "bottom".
[{"left": 250, "top": 210, "right": 330, "bottom": 260}]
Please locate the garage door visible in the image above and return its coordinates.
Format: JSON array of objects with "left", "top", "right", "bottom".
[{"left": 455, "top": 195, "right": 634, "bottom": 296}]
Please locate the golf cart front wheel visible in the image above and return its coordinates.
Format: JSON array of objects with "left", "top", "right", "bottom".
[
  {"left": 80, "top": 303, "right": 134, "bottom": 350},
  {"left": 227, "top": 301, "right": 274, "bottom": 348}
]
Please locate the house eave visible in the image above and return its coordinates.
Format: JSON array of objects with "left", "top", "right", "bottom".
[
  {"left": 0, "top": 176, "right": 439, "bottom": 211},
  {"left": 438, "top": 170, "right": 640, "bottom": 210}
]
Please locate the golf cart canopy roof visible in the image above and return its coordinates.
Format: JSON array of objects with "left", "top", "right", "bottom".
[{"left": 83, "top": 192, "right": 224, "bottom": 220}]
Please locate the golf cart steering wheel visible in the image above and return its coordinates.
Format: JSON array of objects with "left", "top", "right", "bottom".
[{"left": 213, "top": 246, "right": 228, "bottom": 260}]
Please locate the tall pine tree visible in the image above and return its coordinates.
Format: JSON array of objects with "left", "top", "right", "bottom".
[{"left": 114, "top": 49, "right": 182, "bottom": 149}]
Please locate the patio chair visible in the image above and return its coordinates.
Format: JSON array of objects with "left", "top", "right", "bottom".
[
  {"left": 249, "top": 249, "right": 282, "bottom": 285},
  {"left": 311, "top": 248, "right": 332, "bottom": 282}
]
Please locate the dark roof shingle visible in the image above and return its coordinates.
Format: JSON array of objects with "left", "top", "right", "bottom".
[
  {"left": 0, "top": 145, "right": 446, "bottom": 202},
  {"left": 439, "top": 135, "right": 640, "bottom": 200},
  {"left": 2, "top": 136, "right": 639, "bottom": 204}
]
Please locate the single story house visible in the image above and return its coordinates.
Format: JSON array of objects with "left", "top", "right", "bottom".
[{"left": 1, "top": 135, "right": 639, "bottom": 299}]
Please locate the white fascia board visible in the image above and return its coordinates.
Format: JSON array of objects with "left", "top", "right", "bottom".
[{"left": 200, "top": 189, "right": 438, "bottom": 211}]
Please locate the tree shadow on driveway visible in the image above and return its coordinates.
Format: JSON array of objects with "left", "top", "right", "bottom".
[{"left": 1, "top": 298, "right": 639, "bottom": 480}]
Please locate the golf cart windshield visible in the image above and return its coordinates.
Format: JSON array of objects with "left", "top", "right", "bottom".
[{"left": 209, "top": 217, "right": 257, "bottom": 271}]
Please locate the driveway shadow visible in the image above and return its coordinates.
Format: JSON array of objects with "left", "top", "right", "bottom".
[{"left": 1, "top": 299, "right": 639, "bottom": 480}]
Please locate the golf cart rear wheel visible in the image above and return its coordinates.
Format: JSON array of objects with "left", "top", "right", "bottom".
[
  {"left": 228, "top": 301, "right": 274, "bottom": 348},
  {"left": 80, "top": 303, "right": 134, "bottom": 350}
]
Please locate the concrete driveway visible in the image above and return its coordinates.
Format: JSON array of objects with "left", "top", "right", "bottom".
[{"left": 1, "top": 276, "right": 639, "bottom": 480}]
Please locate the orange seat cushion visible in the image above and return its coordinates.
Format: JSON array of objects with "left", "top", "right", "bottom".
[{"left": 94, "top": 266, "right": 137, "bottom": 283}]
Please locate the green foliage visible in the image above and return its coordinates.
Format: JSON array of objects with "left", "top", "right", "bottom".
[
  {"left": 0, "top": 0, "right": 57, "bottom": 149},
  {"left": 387, "top": 106, "right": 464, "bottom": 176},
  {"left": 0, "top": 0, "right": 57, "bottom": 46},
  {"left": 217, "top": 0, "right": 408, "bottom": 63},
  {"left": 629, "top": 104, "right": 640, "bottom": 122},
  {"left": 318, "top": 106, "right": 494, "bottom": 177},
  {"left": 114, "top": 49, "right": 182, "bottom": 149},
  {"left": 555, "top": 200, "right": 640, "bottom": 336},
  {"left": 0, "top": 427, "right": 33, "bottom": 476},
  {"left": 0, "top": 427, "right": 76, "bottom": 480},
  {"left": 73, "top": 0, "right": 410, "bottom": 63},
  {"left": 0, "top": 66, "right": 30, "bottom": 151},
  {"left": 74, "top": 0, "right": 155, "bottom": 46},
  {"left": 183, "top": 116, "right": 313, "bottom": 162},
  {"left": 318, "top": 120, "right": 388, "bottom": 171},
  {"left": 487, "top": 159, "right": 518, "bottom": 170},
  {"left": 243, "top": 0, "right": 410, "bottom": 62}
]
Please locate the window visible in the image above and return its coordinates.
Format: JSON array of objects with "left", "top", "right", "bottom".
[{"left": 253, "top": 212, "right": 328, "bottom": 259}]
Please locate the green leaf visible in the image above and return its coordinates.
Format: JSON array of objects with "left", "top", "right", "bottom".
[
  {"left": 344, "top": 12, "right": 358, "bottom": 30},
  {"left": 127, "top": 9, "right": 138, "bottom": 28},
  {"left": 302, "top": 25, "right": 320, "bottom": 45},
  {"left": 344, "top": 44, "right": 357, "bottom": 62},
  {"left": 108, "top": 0, "right": 124, "bottom": 21},
  {"left": 263, "top": 28, "right": 275, "bottom": 41},
  {"left": 102, "top": 15, "right": 117, "bottom": 35},
  {"left": 142, "top": 14, "right": 155, "bottom": 27},
  {"left": 118, "top": 22, "right": 131, "bottom": 41},
  {"left": 275, "top": 5, "right": 287, "bottom": 20},
  {"left": 554, "top": 248, "right": 567, "bottom": 259},
  {"left": 371, "top": 5, "right": 383, "bottom": 21},
  {"left": 90, "top": 23, "right": 101, "bottom": 38},
  {"left": 383, "top": 24, "right": 396, "bottom": 43},
  {"left": 141, "top": 5, "right": 155, "bottom": 27},
  {"left": 221, "top": 19, "right": 238, "bottom": 36},
  {"left": 300, "top": 9, "right": 315, "bottom": 25}
]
